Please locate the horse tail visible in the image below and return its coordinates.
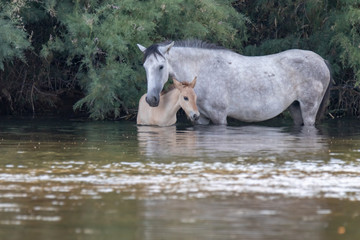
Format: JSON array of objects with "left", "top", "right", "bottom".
[{"left": 316, "top": 60, "right": 333, "bottom": 123}]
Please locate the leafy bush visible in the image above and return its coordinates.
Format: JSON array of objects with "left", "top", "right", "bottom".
[
  {"left": 39, "top": 0, "right": 247, "bottom": 119},
  {"left": 2, "top": 0, "right": 360, "bottom": 118},
  {"left": 0, "top": 1, "right": 31, "bottom": 70}
]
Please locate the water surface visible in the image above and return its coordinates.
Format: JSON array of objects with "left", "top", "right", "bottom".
[{"left": 0, "top": 118, "right": 359, "bottom": 240}]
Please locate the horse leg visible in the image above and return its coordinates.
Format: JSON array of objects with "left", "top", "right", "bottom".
[
  {"left": 298, "top": 99, "right": 321, "bottom": 126},
  {"left": 196, "top": 101, "right": 227, "bottom": 125},
  {"left": 211, "top": 116, "right": 227, "bottom": 125},
  {"left": 195, "top": 111, "right": 227, "bottom": 125},
  {"left": 195, "top": 115, "right": 210, "bottom": 125},
  {"left": 194, "top": 105, "right": 211, "bottom": 125},
  {"left": 297, "top": 61, "right": 331, "bottom": 126},
  {"left": 207, "top": 109, "right": 228, "bottom": 125},
  {"left": 288, "top": 101, "right": 303, "bottom": 126},
  {"left": 291, "top": 79, "right": 329, "bottom": 126}
]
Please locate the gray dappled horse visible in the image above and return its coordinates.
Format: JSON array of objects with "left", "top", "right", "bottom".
[{"left": 137, "top": 40, "right": 331, "bottom": 126}]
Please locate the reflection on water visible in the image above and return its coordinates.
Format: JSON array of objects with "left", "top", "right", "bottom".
[
  {"left": 136, "top": 125, "right": 359, "bottom": 200},
  {"left": 0, "top": 118, "right": 360, "bottom": 240},
  {"left": 142, "top": 197, "right": 356, "bottom": 240},
  {"left": 137, "top": 125, "right": 329, "bottom": 160}
]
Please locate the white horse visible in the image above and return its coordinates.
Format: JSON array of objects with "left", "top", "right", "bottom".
[
  {"left": 137, "top": 76, "right": 199, "bottom": 126},
  {"left": 137, "top": 40, "right": 331, "bottom": 125}
]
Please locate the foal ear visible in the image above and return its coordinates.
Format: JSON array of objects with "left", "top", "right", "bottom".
[
  {"left": 159, "top": 41, "right": 174, "bottom": 55},
  {"left": 172, "top": 77, "right": 182, "bottom": 89},
  {"left": 190, "top": 76, "right": 197, "bottom": 88},
  {"left": 137, "top": 44, "right": 147, "bottom": 53}
]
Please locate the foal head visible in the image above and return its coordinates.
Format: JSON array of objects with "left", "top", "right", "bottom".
[{"left": 173, "top": 76, "right": 200, "bottom": 122}]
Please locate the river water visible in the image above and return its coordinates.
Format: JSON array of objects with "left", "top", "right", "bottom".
[{"left": 0, "top": 117, "right": 359, "bottom": 240}]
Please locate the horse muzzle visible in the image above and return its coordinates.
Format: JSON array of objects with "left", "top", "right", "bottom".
[{"left": 145, "top": 95, "right": 160, "bottom": 107}]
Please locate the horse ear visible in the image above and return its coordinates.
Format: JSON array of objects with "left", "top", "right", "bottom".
[
  {"left": 172, "top": 77, "right": 182, "bottom": 89},
  {"left": 159, "top": 41, "right": 174, "bottom": 55},
  {"left": 137, "top": 44, "right": 147, "bottom": 53},
  {"left": 190, "top": 76, "right": 197, "bottom": 88}
]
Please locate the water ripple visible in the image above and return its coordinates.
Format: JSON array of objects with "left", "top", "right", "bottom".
[{"left": 0, "top": 159, "right": 358, "bottom": 200}]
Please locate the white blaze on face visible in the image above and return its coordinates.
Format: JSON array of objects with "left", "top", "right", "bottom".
[
  {"left": 144, "top": 57, "right": 166, "bottom": 91},
  {"left": 142, "top": 55, "right": 168, "bottom": 106}
]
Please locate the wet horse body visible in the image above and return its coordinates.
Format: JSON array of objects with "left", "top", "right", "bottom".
[
  {"left": 137, "top": 77, "right": 199, "bottom": 126},
  {"left": 138, "top": 40, "right": 331, "bottom": 126}
]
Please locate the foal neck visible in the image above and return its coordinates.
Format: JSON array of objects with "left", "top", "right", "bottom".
[{"left": 160, "top": 88, "right": 181, "bottom": 118}]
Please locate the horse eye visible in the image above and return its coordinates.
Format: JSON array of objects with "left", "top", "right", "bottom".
[
  {"left": 184, "top": 96, "right": 189, "bottom": 101},
  {"left": 159, "top": 65, "right": 164, "bottom": 70}
]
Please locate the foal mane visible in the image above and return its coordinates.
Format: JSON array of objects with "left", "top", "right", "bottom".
[
  {"left": 160, "top": 81, "right": 192, "bottom": 96},
  {"left": 160, "top": 84, "right": 176, "bottom": 96},
  {"left": 143, "top": 39, "right": 226, "bottom": 62}
]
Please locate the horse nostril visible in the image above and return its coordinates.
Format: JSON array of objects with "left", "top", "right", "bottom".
[{"left": 145, "top": 95, "right": 159, "bottom": 107}]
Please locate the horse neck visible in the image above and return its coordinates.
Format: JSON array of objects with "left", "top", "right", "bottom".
[
  {"left": 159, "top": 88, "right": 181, "bottom": 119},
  {"left": 167, "top": 47, "right": 211, "bottom": 80}
]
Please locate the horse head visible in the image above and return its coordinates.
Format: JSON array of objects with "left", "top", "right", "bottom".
[
  {"left": 137, "top": 42, "right": 174, "bottom": 107},
  {"left": 173, "top": 76, "right": 200, "bottom": 122}
]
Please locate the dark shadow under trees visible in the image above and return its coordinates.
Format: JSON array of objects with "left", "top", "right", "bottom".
[{"left": 1, "top": 0, "right": 360, "bottom": 119}]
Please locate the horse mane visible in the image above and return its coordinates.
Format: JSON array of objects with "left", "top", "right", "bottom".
[
  {"left": 143, "top": 39, "right": 226, "bottom": 62},
  {"left": 173, "top": 39, "right": 225, "bottom": 50},
  {"left": 143, "top": 44, "right": 163, "bottom": 62}
]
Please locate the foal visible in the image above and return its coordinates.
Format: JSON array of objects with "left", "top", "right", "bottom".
[{"left": 137, "top": 77, "right": 200, "bottom": 126}]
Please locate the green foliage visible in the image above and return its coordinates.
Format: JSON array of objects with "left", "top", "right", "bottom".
[
  {"left": 2, "top": 0, "right": 360, "bottom": 118},
  {"left": 0, "top": 1, "right": 31, "bottom": 70},
  {"left": 238, "top": 0, "right": 331, "bottom": 54},
  {"left": 153, "top": 0, "right": 247, "bottom": 49},
  {"left": 331, "top": 4, "right": 360, "bottom": 85},
  {"left": 40, "top": 0, "right": 247, "bottom": 119}
]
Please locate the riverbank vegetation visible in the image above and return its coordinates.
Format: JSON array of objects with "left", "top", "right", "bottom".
[{"left": 0, "top": 0, "right": 359, "bottom": 119}]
